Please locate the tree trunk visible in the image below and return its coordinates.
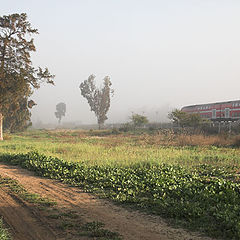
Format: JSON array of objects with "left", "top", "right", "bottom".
[{"left": 0, "top": 113, "right": 3, "bottom": 141}]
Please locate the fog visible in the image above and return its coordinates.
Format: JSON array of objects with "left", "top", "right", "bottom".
[{"left": 2, "top": 0, "right": 240, "bottom": 126}]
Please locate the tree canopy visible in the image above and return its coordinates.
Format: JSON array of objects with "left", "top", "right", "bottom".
[
  {"left": 130, "top": 113, "right": 149, "bottom": 128},
  {"left": 168, "top": 109, "right": 208, "bottom": 127},
  {"left": 79, "top": 75, "right": 114, "bottom": 129}
]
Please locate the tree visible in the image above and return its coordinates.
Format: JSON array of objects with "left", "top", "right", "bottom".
[
  {"left": 3, "top": 97, "right": 36, "bottom": 132},
  {"left": 130, "top": 113, "right": 149, "bottom": 129},
  {"left": 79, "top": 75, "right": 114, "bottom": 129},
  {"left": 168, "top": 109, "right": 207, "bottom": 127},
  {"left": 0, "top": 13, "right": 54, "bottom": 139},
  {"left": 55, "top": 102, "right": 66, "bottom": 124}
]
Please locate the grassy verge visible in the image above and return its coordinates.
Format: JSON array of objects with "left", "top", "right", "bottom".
[{"left": 1, "top": 151, "right": 240, "bottom": 239}]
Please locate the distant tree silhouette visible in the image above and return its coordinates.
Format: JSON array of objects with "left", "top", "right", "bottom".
[
  {"left": 55, "top": 102, "right": 66, "bottom": 124},
  {"left": 168, "top": 109, "right": 208, "bottom": 127},
  {"left": 130, "top": 113, "right": 149, "bottom": 129},
  {"left": 79, "top": 75, "right": 114, "bottom": 129}
]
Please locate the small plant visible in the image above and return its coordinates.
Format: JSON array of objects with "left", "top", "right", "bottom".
[
  {"left": 111, "top": 128, "right": 120, "bottom": 135},
  {"left": 81, "top": 221, "right": 121, "bottom": 239},
  {"left": 0, "top": 218, "right": 11, "bottom": 240}
]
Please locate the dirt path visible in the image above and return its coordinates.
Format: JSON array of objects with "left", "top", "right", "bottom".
[{"left": 0, "top": 163, "right": 214, "bottom": 240}]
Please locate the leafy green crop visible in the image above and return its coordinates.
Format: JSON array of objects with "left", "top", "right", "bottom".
[{"left": 1, "top": 151, "right": 240, "bottom": 239}]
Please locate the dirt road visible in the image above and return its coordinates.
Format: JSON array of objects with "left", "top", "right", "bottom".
[{"left": 0, "top": 163, "right": 214, "bottom": 240}]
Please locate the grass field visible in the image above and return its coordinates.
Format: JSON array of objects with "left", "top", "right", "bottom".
[
  {"left": 1, "top": 129, "right": 240, "bottom": 239},
  {"left": 1, "top": 129, "right": 240, "bottom": 168}
]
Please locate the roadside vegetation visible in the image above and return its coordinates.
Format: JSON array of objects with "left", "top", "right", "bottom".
[
  {"left": 0, "top": 218, "right": 11, "bottom": 240},
  {"left": 1, "top": 130, "right": 240, "bottom": 239}
]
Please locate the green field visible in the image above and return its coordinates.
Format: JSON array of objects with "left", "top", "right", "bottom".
[
  {"left": 1, "top": 129, "right": 240, "bottom": 167},
  {"left": 1, "top": 129, "right": 240, "bottom": 239}
]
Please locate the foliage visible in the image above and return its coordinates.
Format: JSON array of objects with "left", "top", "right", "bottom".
[
  {"left": 79, "top": 75, "right": 113, "bottom": 129},
  {"left": 3, "top": 97, "right": 33, "bottom": 132},
  {"left": 0, "top": 13, "right": 54, "bottom": 137},
  {"left": 0, "top": 218, "right": 11, "bottom": 240},
  {"left": 1, "top": 151, "right": 240, "bottom": 239},
  {"left": 168, "top": 109, "right": 209, "bottom": 127},
  {"left": 130, "top": 113, "right": 148, "bottom": 128},
  {"left": 55, "top": 102, "right": 66, "bottom": 124}
]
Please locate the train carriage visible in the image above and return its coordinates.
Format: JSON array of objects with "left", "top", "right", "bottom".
[{"left": 181, "top": 100, "right": 240, "bottom": 122}]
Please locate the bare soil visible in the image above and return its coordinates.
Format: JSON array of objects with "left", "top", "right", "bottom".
[{"left": 0, "top": 163, "right": 214, "bottom": 240}]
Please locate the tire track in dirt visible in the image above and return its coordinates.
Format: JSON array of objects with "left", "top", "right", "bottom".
[
  {"left": 0, "top": 187, "right": 56, "bottom": 240},
  {"left": 0, "top": 163, "right": 215, "bottom": 240}
]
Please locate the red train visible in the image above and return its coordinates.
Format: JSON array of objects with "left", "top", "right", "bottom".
[{"left": 181, "top": 100, "right": 240, "bottom": 122}]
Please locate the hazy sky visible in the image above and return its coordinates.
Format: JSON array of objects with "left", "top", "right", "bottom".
[{"left": 1, "top": 0, "right": 240, "bottom": 124}]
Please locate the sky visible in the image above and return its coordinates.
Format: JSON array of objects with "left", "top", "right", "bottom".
[{"left": 1, "top": 0, "right": 240, "bottom": 125}]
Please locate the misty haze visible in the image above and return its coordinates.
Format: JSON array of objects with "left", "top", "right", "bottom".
[{"left": 2, "top": 0, "right": 239, "bottom": 128}]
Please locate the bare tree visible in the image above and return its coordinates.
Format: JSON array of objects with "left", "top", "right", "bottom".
[{"left": 79, "top": 75, "right": 114, "bottom": 129}]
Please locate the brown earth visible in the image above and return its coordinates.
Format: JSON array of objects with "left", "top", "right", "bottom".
[{"left": 0, "top": 162, "right": 215, "bottom": 240}]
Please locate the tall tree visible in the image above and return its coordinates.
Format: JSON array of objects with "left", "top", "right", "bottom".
[
  {"left": 79, "top": 75, "right": 114, "bottom": 129},
  {"left": 0, "top": 13, "right": 54, "bottom": 139},
  {"left": 55, "top": 102, "right": 66, "bottom": 124}
]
